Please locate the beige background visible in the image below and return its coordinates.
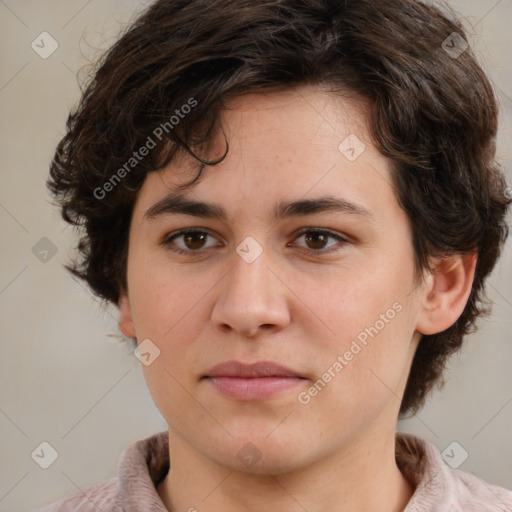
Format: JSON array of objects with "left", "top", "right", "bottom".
[{"left": 0, "top": 1, "right": 511, "bottom": 510}]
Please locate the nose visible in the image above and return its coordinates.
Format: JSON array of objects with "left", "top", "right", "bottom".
[{"left": 210, "top": 244, "right": 292, "bottom": 338}]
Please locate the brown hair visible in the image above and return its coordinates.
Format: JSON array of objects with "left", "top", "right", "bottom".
[{"left": 48, "top": 0, "right": 511, "bottom": 416}]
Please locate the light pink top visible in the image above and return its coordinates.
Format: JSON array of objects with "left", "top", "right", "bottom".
[{"left": 33, "top": 431, "right": 512, "bottom": 511}]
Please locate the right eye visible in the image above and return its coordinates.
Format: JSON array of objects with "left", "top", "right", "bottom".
[{"left": 161, "top": 229, "right": 220, "bottom": 255}]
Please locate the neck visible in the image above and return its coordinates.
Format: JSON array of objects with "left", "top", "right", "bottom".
[{"left": 157, "top": 426, "right": 414, "bottom": 512}]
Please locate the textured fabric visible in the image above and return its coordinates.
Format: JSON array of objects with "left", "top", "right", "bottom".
[{"left": 33, "top": 431, "right": 512, "bottom": 511}]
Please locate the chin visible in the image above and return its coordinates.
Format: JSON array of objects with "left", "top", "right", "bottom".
[
  {"left": 229, "top": 450, "right": 309, "bottom": 476},
  {"left": 208, "top": 434, "right": 315, "bottom": 476}
]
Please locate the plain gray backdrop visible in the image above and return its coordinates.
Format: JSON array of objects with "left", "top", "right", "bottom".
[{"left": 0, "top": 0, "right": 511, "bottom": 510}]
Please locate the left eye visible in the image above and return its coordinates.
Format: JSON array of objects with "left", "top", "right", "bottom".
[
  {"left": 161, "top": 228, "right": 347, "bottom": 255},
  {"left": 293, "top": 229, "right": 347, "bottom": 253}
]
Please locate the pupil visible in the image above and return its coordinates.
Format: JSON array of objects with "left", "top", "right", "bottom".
[
  {"left": 185, "top": 233, "right": 206, "bottom": 250},
  {"left": 306, "top": 232, "right": 327, "bottom": 250}
]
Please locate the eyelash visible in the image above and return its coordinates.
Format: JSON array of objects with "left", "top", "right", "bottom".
[{"left": 161, "top": 228, "right": 349, "bottom": 257}]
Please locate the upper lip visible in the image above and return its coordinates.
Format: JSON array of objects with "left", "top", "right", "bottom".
[{"left": 204, "top": 361, "right": 303, "bottom": 378}]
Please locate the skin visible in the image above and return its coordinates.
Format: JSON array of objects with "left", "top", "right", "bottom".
[{"left": 119, "top": 84, "right": 476, "bottom": 512}]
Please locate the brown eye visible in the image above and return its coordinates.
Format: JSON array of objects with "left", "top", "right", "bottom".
[
  {"left": 294, "top": 229, "right": 348, "bottom": 255},
  {"left": 183, "top": 232, "right": 208, "bottom": 250},
  {"left": 162, "top": 229, "right": 218, "bottom": 254},
  {"left": 304, "top": 231, "right": 330, "bottom": 250}
]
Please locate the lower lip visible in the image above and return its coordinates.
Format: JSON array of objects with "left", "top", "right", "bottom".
[{"left": 206, "top": 376, "right": 304, "bottom": 401}]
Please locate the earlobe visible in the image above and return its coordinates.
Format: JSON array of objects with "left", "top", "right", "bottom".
[
  {"left": 416, "top": 253, "right": 477, "bottom": 335},
  {"left": 118, "top": 293, "right": 136, "bottom": 338}
]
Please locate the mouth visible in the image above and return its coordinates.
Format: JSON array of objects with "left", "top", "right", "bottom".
[{"left": 203, "top": 360, "right": 307, "bottom": 401}]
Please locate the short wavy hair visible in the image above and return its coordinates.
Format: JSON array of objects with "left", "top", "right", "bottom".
[{"left": 48, "top": 0, "right": 511, "bottom": 416}]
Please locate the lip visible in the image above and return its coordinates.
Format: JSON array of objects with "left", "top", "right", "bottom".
[
  {"left": 203, "top": 361, "right": 306, "bottom": 401},
  {"left": 205, "top": 360, "right": 302, "bottom": 378}
]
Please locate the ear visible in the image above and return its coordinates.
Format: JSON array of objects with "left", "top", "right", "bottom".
[
  {"left": 416, "top": 253, "right": 477, "bottom": 335},
  {"left": 119, "top": 293, "right": 136, "bottom": 338}
]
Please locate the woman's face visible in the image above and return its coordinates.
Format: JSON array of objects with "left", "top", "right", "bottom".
[{"left": 119, "top": 84, "right": 426, "bottom": 473}]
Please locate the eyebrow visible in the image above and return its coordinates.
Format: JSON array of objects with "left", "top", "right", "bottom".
[{"left": 143, "top": 193, "right": 373, "bottom": 222}]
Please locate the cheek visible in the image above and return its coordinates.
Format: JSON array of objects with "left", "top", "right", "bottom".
[
  {"left": 128, "top": 256, "right": 206, "bottom": 338},
  {"left": 140, "top": 361, "right": 200, "bottom": 437},
  {"left": 313, "top": 264, "right": 417, "bottom": 394},
  {"left": 316, "top": 269, "right": 407, "bottom": 344}
]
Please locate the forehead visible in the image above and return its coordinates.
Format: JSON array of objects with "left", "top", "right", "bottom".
[
  {"left": 222, "top": 85, "right": 369, "bottom": 141},
  {"left": 132, "top": 85, "right": 401, "bottom": 225}
]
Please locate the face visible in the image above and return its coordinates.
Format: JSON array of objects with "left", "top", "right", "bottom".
[{"left": 119, "top": 84, "right": 426, "bottom": 474}]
